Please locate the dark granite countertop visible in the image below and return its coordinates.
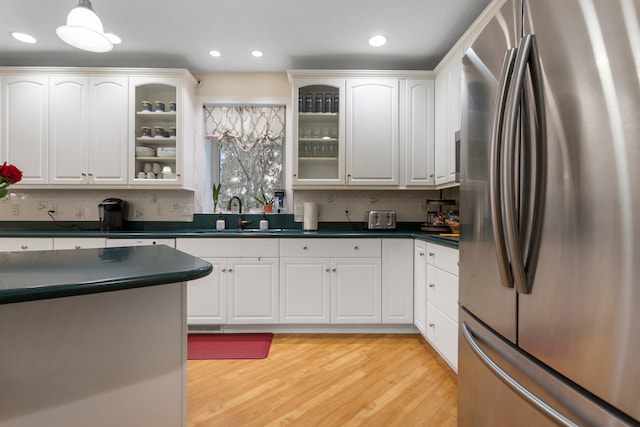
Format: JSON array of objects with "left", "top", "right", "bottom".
[{"left": 0, "top": 245, "right": 212, "bottom": 305}]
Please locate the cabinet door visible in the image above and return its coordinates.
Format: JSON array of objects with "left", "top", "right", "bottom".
[
  {"left": 346, "top": 79, "right": 399, "bottom": 186},
  {"left": 434, "top": 71, "right": 449, "bottom": 185},
  {"left": 227, "top": 257, "right": 279, "bottom": 324},
  {"left": 402, "top": 79, "right": 435, "bottom": 186},
  {"left": 89, "top": 76, "right": 128, "bottom": 185},
  {"left": 49, "top": 76, "right": 88, "bottom": 184},
  {"left": 186, "top": 258, "right": 227, "bottom": 324},
  {"left": 331, "top": 257, "right": 381, "bottom": 323},
  {"left": 382, "top": 239, "right": 414, "bottom": 323},
  {"left": 426, "top": 301, "right": 458, "bottom": 371},
  {"left": 426, "top": 264, "right": 459, "bottom": 322},
  {"left": 279, "top": 258, "right": 331, "bottom": 323},
  {"left": 291, "top": 78, "right": 345, "bottom": 186},
  {"left": 129, "top": 77, "right": 182, "bottom": 187},
  {"left": 414, "top": 240, "right": 427, "bottom": 335},
  {"left": 1, "top": 75, "right": 49, "bottom": 184}
]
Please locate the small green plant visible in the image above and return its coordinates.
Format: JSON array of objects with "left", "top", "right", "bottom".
[
  {"left": 212, "top": 183, "right": 222, "bottom": 212},
  {"left": 251, "top": 187, "right": 274, "bottom": 206}
]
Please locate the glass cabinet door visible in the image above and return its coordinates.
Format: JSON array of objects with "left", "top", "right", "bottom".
[
  {"left": 293, "top": 79, "right": 345, "bottom": 185},
  {"left": 130, "top": 78, "right": 181, "bottom": 185}
]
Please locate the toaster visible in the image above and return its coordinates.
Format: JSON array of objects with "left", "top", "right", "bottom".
[{"left": 366, "top": 210, "right": 396, "bottom": 230}]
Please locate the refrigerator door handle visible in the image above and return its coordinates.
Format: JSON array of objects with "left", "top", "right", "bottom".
[
  {"left": 490, "top": 48, "right": 518, "bottom": 289},
  {"left": 503, "top": 34, "right": 546, "bottom": 295},
  {"left": 462, "top": 322, "right": 579, "bottom": 427}
]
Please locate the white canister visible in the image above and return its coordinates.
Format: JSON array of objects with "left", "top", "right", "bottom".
[
  {"left": 303, "top": 202, "right": 319, "bottom": 231},
  {"left": 216, "top": 217, "right": 225, "bottom": 231},
  {"left": 260, "top": 217, "right": 269, "bottom": 231}
]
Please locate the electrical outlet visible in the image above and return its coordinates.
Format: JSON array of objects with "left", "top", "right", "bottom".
[
  {"left": 369, "top": 195, "right": 379, "bottom": 204},
  {"left": 74, "top": 208, "right": 85, "bottom": 219},
  {"left": 38, "top": 202, "right": 47, "bottom": 211},
  {"left": 134, "top": 208, "right": 144, "bottom": 218},
  {"left": 172, "top": 203, "right": 181, "bottom": 212},
  {"left": 11, "top": 204, "right": 19, "bottom": 216},
  {"left": 150, "top": 194, "right": 159, "bottom": 203},
  {"left": 326, "top": 194, "right": 337, "bottom": 204}
]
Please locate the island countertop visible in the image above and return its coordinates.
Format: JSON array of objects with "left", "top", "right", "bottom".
[{"left": 0, "top": 244, "right": 212, "bottom": 305}]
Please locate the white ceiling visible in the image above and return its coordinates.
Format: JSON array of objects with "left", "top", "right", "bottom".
[{"left": 0, "top": 0, "right": 491, "bottom": 73}]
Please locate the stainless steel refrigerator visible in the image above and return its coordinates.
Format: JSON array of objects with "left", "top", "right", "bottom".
[{"left": 459, "top": 0, "right": 639, "bottom": 425}]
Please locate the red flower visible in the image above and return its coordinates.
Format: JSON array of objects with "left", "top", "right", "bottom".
[{"left": 0, "top": 162, "right": 22, "bottom": 184}]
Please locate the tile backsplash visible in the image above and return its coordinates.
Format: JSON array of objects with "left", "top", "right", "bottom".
[
  {"left": 0, "top": 189, "right": 195, "bottom": 222},
  {"left": 292, "top": 187, "right": 459, "bottom": 223}
]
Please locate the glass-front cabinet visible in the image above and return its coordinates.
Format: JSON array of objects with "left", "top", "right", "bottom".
[
  {"left": 292, "top": 78, "right": 345, "bottom": 186},
  {"left": 130, "top": 77, "right": 182, "bottom": 186}
]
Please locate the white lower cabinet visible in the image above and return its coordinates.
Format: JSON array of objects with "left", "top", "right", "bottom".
[
  {"left": 414, "top": 240, "right": 427, "bottom": 335},
  {"left": 177, "top": 238, "right": 279, "bottom": 325},
  {"left": 279, "top": 258, "right": 331, "bottom": 323},
  {"left": 0, "top": 237, "right": 53, "bottom": 252},
  {"left": 227, "top": 257, "right": 279, "bottom": 324},
  {"left": 424, "top": 242, "right": 459, "bottom": 371},
  {"left": 381, "top": 239, "right": 414, "bottom": 323},
  {"left": 280, "top": 238, "right": 382, "bottom": 324}
]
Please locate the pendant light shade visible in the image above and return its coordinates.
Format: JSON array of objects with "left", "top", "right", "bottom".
[{"left": 56, "top": 0, "right": 113, "bottom": 53}]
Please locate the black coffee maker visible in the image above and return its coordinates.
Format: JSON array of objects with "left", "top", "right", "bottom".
[{"left": 99, "top": 198, "right": 126, "bottom": 231}]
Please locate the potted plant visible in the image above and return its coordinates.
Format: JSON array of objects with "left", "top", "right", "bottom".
[
  {"left": 252, "top": 187, "right": 275, "bottom": 213},
  {"left": 212, "top": 183, "right": 222, "bottom": 213}
]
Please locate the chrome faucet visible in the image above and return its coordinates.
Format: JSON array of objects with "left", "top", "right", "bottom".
[{"left": 227, "top": 196, "right": 251, "bottom": 230}]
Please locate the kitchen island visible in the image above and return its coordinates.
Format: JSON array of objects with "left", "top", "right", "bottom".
[{"left": 0, "top": 245, "right": 212, "bottom": 427}]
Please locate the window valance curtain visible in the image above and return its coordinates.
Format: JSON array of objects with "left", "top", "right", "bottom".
[{"left": 204, "top": 106, "right": 285, "bottom": 151}]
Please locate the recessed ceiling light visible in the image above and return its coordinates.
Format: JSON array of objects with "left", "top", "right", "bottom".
[
  {"left": 368, "top": 35, "right": 388, "bottom": 47},
  {"left": 251, "top": 50, "right": 263, "bottom": 58},
  {"left": 10, "top": 32, "right": 37, "bottom": 44},
  {"left": 209, "top": 50, "right": 221, "bottom": 57}
]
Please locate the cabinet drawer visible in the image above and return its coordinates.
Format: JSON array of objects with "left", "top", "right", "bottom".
[
  {"left": 280, "top": 238, "right": 381, "bottom": 258},
  {"left": 106, "top": 238, "right": 175, "bottom": 248},
  {"left": 426, "top": 264, "right": 458, "bottom": 322},
  {"left": 426, "top": 242, "right": 458, "bottom": 275},
  {"left": 53, "top": 237, "right": 106, "bottom": 250},
  {"left": 177, "top": 238, "right": 278, "bottom": 257},
  {"left": 426, "top": 301, "right": 458, "bottom": 371},
  {"left": 0, "top": 238, "right": 53, "bottom": 252}
]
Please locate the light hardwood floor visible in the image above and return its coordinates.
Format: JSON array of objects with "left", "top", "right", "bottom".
[{"left": 187, "top": 334, "right": 457, "bottom": 426}]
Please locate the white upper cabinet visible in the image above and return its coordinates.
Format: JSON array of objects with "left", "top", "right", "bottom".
[
  {"left": 129, "top": 72, "right": 197, "bottom": 189},
  {"left": 401, "top": 79, "right": 435, "bottom": 187},
  {"left": 1, "top": 75, "right": 49, "bottom": 185},
  {"left": 289, "top": 71, "right": 434, "bottom": 189},
  {"left": 49, "top": 76, "right": 128, "bottom": 185},
  {"left": 434, "top": 48, "right": 463, "bottom": 185},
  {"left": 88, "top": 77, "right": 128, "bottom": 185},
  {"left": 346, "top": 78, "right": 399, "bottom": 186}
]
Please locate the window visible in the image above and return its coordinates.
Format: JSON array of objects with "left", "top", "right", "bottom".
[{"left": 204, "top": 105, "right": 285, "bottom": 211}]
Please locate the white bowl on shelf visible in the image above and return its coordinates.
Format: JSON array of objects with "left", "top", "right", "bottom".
[
  {"left": 135, "top": 146, "right": 155, "bottom": 157},
  {"left": 157, "top": 147, "right": 176, "bottom": 157}
]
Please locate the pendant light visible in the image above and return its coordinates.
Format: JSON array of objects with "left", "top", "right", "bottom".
[{"left": 56, "top": 0, "right": 114, "bottom": 53}]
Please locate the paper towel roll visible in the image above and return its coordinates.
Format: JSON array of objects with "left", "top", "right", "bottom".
[{"left": 303, "top": 202, "right": 318, "bottom": 231}]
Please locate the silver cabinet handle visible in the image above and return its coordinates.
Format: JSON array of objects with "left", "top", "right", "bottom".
[
  {"left": 353, "top": 245, "right": 359, "bottom": 250},
  {"left": 332, "top": 268, "right": 336, "bottom": 272},
  {"left": 462, "top": 322, "right": 578, "bottom": 427},
  {"left": 428, "top": 252, "right": 435, "bottom": 257},
  {"left": 228, "top": 268, "right": 233, "bottom": 273},
  {"left": 419, "top": 252, "right": 425, "bottom": 256},
  {"left": 81, "top": 172, "right": 87, "bottom": 177},
  {"left": 221, "top": 268, "right": 226, "bottom": 272},
  {"left": 75, "top": 245, "right": 81, "bottom": 250},
  {"left": 21, "top": 245, "right": 27, "bottom": 250},
  {"left": 325, "top": 268, "right": 330, "bottom": 272},
  {"left": 428, "top": 323, "right": 435, "bottom": 328},
  {"left": 428, "top": 283, "right": 435, "bottom": 288},
  {"left": 303, "top": 245, "right": 308, "bottom": 250}
]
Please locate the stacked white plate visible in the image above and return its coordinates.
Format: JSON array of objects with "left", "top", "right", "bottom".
[{"left": 157, "top": 147, "right": 176, "bottom": 157}]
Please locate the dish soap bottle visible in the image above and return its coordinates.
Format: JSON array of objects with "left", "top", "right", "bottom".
[
  {"left": 216, "top": 213, "right": 225, "bottom": 231},
  {"left": 260, "top": 214, "right": 269, "bottom": 231}
]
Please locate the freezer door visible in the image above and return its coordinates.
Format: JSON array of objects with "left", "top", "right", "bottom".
[
  {"left": 459, "top": 0, "right": 520, "bottom": 343},
  {"left": 518, "top": 0, "right": 640, "bottom": 422},
  {"left": 459, "top": 309, "right": 633, "bottom": 427}
]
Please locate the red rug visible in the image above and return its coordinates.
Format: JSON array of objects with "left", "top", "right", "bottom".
[{"left": 187, "top": 333, "right": 273, "bottom": 360}]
